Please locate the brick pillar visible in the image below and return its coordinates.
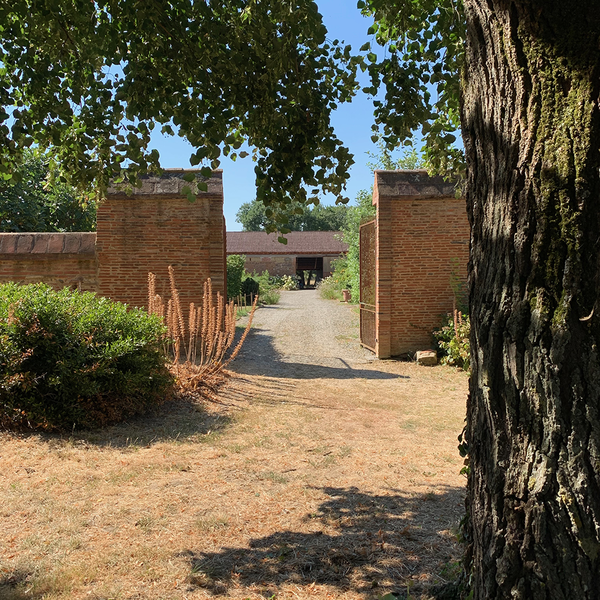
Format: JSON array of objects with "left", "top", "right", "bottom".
[
  {"left": 373, "top": 170, "right": 469, "bottom": 358},
  {"left": 96, "top": 170, "right": 225, "bottom": 311}
]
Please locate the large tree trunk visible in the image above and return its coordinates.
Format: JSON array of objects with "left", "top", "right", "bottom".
[{"left": 461, "top": 1, "right": 600, "bottom": 598}]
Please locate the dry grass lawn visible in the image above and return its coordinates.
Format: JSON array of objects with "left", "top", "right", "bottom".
[{"left": 0, "top": 357, "right": 468, "bottom": 600}]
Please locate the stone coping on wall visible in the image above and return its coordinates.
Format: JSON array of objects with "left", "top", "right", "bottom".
[
  {"left": 0, "top": 232, "right": 97, "bottom": 257},
  {"left": 107, "top": 169, "right": 223, "bottom": 197},
  {"left": 372, "top": 170, "right": 457, "bottom": 203}
]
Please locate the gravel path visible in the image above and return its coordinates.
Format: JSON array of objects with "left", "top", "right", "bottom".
[{"left": 230, "top": 289, "right": 377, "bottom": 379}]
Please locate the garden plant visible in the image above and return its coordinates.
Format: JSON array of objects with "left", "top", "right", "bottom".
[{"left": 0, "top": 282, "right": 173, "bottom": 431}]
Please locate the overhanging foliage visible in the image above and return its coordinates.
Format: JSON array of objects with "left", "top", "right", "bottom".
[
  {"left": 0, "top": 0, "right": 361, "bottom": 229},
  {"left": 360, "top": 0, "right": 465, "bottom": 177}
]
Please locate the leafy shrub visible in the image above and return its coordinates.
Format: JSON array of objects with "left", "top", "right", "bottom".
[
  {"left": 268, "top": 274, "right": 298, "bottom": 291},
  {"left": 0, "top": 283, "right": 173, "bottom": 431},
  {"left": 249, "top": 271, "right": 280, "bottom": 305},
  {"left": 317, "top": 276, "right": 344, "bottom": 301},
  {"left": 226, "top": 254, "right": 246, "bottom": 300},
  {"left": 259, "top": 288, "right": 281, "bottom": 305},
  {"left": 433, "top": 312, "right": 470, "bottom": 370}
]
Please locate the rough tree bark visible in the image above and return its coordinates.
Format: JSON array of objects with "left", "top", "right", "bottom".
[{"left": 462, "top": 1, "right": 600, "bottom": 598}]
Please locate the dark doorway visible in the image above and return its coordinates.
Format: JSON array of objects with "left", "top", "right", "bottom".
[{"left": 296, "top": 256, "right": 323, "bottom": 288}]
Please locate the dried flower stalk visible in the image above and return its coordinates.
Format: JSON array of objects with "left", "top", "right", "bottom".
[{"left": 147, "top": 267, "right": 257, "bottom": 401}]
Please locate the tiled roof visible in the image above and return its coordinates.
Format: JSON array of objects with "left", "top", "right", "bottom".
[{"left": 226, "top": 231, "right": 348, "bottom": 255}]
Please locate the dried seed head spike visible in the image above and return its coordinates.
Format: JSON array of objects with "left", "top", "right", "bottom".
[
  {"left": 216, "top": 292, "right": 224, "bottom": 332},
  {"left": 148, "top": 272, "right": 156, "bottom": 315},
  {"left": 154, "top": 294, "right": 164, "bottom": 320},
  {"left": 166, "top": 299, "right": 171, "bottom": 334},
  {"left": 187, "top": 302, "right": 196, "bottom": 362},
  {"left": 453, "top": 307, "right": 459, "bottom": 338},
  {"left": 206, "top": 299, "right": 217, "bottom": 363},
  {"left": 147, "top": 270, "right": 253, "bottom": 400},
  {"left": 201, "top": 279, "right": 209, "bottom": 343},
  {"left": 168, "top": 266, "right": 186, "bottom": 342},
  {"left": 173, "top": 337, "right": 181, "bottom": 365}
]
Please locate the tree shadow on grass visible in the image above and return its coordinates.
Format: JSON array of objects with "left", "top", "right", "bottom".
[
  {"left": 177, "top": 485, "right": 465, "bottom": 599},
  {"left": 2, "top": 395, "right": 233, "bottom": 449},
  {"left": 0, "top": 570, "right": 32, "bottom": 600}
]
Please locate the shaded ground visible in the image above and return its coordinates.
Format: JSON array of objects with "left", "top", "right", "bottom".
[{"left": 0, "top": 290, "right": 468, "bottom": 600}]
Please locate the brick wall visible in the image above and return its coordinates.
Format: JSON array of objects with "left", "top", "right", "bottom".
[
  {"left": 244, "top": 255, "right": 296, "bottom": 277},
  {"left": 0, "top": 171, "right": 226, "bottom": 313},
  {"left": 0, "top": 233, "right": 98, "bottom": 291},
  {"left": 98, "top": 171, "right": 225, "bottom": 310},
  {"left": 372, "top": 170, "right": 470, "bottom": 358}
]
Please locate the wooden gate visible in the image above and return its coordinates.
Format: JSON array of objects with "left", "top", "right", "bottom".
[{"left": 359, "top": 219, "right": 376, "bottom": 351}]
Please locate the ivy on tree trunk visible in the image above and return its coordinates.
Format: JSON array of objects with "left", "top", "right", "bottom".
[{"left": 462, "top": 1, "right": 600, "bottom": 597}]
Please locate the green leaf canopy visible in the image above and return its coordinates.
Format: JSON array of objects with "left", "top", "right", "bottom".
[
  {"left": 360, "top": 0, "right": 465, "bottom": 177},
  {"left": 0, "top": 0, "right": 361, "bottom": 219}
]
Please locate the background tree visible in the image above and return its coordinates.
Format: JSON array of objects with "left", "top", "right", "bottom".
[
  {"left": 236, "top": 199, "right": 348, "bottom": 232},
  {"left": 363, "top": 0, "right": 600, "bottom": 597},
  {"left": 0, "top": 150, "right": 96, "bottom": 232}
]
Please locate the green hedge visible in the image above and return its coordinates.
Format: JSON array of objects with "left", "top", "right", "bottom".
[
  {"left": 0, "top": 283, "right": 174, "bottom": 431},
  {"left": 226, "top": 254, "right": 246, "bottom": 300}
]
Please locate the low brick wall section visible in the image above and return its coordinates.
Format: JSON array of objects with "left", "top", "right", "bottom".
[
  {"left": 0, "top": 232, "right": 98, "bottom": 291},
  {"left": 0, "top": 171, "right": 226, "bottom": 314},
  {"left": 372, "top": 170, "right": 470, "bottom": 358}
]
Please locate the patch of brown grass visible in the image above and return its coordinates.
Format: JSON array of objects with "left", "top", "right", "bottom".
[{"left": 0, "top": 359, "right": 468, "bottom": 600}]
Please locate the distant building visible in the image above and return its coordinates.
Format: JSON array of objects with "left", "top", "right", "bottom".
[{"left": 226, "top": 231, "right": 348, "bottom": 281}]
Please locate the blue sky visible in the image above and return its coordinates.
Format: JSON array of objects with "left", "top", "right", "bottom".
[{"left": 148, "top": 1, "right": 385, "bottom": 231}]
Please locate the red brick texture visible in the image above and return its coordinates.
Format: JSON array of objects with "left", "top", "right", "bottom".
[
  {"left": 0, "top": 171, "right": 226, "bottom": 311},
  {"left": 97, "top": 171, "right": 225, "bottom": 310},
  {"left": 372, "top": 170, "right": 470, "bottom": 358},
  {"left": 0, "top": 233, "right": 98, "bottom": 291}
]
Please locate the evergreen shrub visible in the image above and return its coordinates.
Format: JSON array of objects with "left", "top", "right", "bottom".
[
  {"left": 0, "top": 283, "right": 173, "bottom": 431},
  {"left": 241, "top": 276, "right": 260, "bottom": 300},
  {"left": 226, "top": 254, "right": 246, "bottom": 300}
]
